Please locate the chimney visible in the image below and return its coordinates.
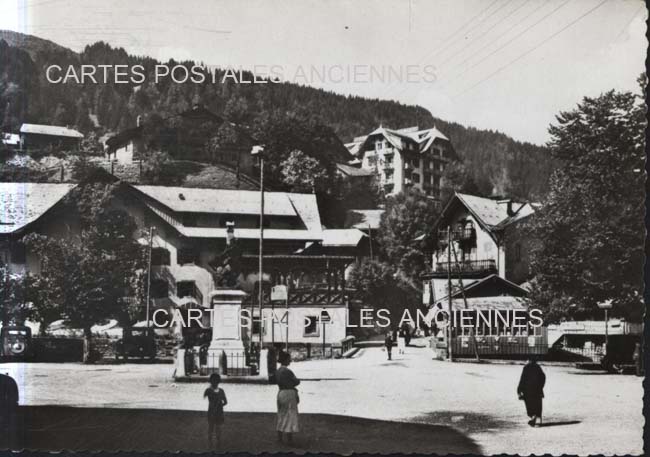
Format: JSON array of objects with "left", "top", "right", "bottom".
[{"left": 507, "top": 200, "right": 517, "bottom": 217}]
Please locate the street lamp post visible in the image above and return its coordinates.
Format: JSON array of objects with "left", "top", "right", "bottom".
[
  {"left": 598, "top": 299, "right": 613, "bottom": 354},
  {"left": 145, "top": 226, "right": 155, "bottom": 329},
  {"left": 251, "top": 146, "right": 265, "bottom": 352}
]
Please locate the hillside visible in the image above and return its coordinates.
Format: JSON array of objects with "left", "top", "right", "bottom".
[{"left": 0, "top": 30, "right": 555, "bottom": 199}]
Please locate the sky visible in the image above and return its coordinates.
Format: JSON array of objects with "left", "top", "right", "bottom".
[{"left": 1, "top": 0, "right": 646, "bottom": 145}]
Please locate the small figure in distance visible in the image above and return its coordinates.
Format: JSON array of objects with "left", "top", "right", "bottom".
[{"left": 384, "top": 331, "right": 394, "bottom": 360}]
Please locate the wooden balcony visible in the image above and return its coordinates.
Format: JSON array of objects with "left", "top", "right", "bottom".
[{"left": 422, "top": 259, "right": 497, "bottom": 279}]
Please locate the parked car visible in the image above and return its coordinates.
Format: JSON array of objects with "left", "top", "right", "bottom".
[
  {"left": 0, "top": 326, "right": 33, "bottom": 361},
  {"left": 115, "top": 328, "right": 156, "bottom": 361},
  {"left": 600, "top": 334, "right": 642, "bottom": 374}
]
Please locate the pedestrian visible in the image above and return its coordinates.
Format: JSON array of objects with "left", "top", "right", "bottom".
[
  {"left": 275, "top": 351, "right": 300, "bottom": 445},
  {"left": 517, "top": 356, "right": 546, "bottom": 427},
  {"left": 0, "top": 373, "right": 19, "bottom": 448},
  {"left": 384, "top": 332, "right": 393, "bottom": 360},
  {"left": 204, "top": 373, "right": 228, "bottom": 448},
  {"left": 401, "top": 322, "right": 412, "bottom": 346},
  {"left": 397, "top": 327, "right": 406, "bottom": 355}
]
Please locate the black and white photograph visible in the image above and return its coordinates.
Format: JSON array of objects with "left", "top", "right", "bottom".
[{"left": 0, "top": 0, "right": 646, "bottom": 454}]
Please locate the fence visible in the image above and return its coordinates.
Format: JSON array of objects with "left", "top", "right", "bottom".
[
  {"left": 450, "top": 334, "right": 548, "bottom": 358},
  {"left": 340, "top": 336, "right": 356, "bottom": 354},
  {"left": 190, "top": 348, "right": 260, "bottom": 377}
]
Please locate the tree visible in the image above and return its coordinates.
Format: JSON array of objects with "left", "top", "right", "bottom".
[
  {"left": 0, "top": 268, "right": 37, "bottom": 326},
  {"left": 528, "top": 89, "right": 645, "bottom": 322},
  {"left": 280, "top": 149, "right": 333, "bottom": 193},
  {"left": 140, "top": 150, "right": 184, "bottom": 185},
  {"left": 347, "top": 259, "right": 421, "bottom": 337},
  {"left": 25, "top": 182, "right": 147, "bottom": 361},
  {"left": 377, "top": 189, "right": 440, "bottom": 283},
  {"left": 439, "top": 161, "right": 483, "bottom": 203}
]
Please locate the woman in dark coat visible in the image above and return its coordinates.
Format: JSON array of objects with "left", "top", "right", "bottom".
[{"left": 517, "top": 357, "right": 546, "bottom": 426}]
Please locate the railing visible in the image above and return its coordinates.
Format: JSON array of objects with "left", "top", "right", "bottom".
[
  {"left": 341, "top": 336, "right": 356, "bottom": 354},
  {"left": 450, "top": 333, "right": 548, "bottom": 357},
  {"left": 437, "top": 228, "right": 476, "bottom": 242},
  {"left": 435, "top": 259, "right": 497, "bottom": 274},
  {"left": 193, "top": 349, "right": 260, "bottom": 376}
]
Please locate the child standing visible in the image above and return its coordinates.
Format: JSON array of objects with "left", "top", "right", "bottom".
[{"left": 204, "top": 373, "right": 228, "bottom": 448}]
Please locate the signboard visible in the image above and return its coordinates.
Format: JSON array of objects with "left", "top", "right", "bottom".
[
  {"left": 271, "top": 285, "right": 287, "bottom": 301},
  {"left": 597, "top": 300, "right": 613, "bottom": 310},
  {"left": 320, "top": 310, "right": 332, "bottom": 323}
]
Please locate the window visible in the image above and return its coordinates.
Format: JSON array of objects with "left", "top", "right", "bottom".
[
  {"left": 150, "top": 279, "right": 169, "bottom": 299},
  {"left": 375, "top": 140, "right": 383, "bottom": 150},
  {"left": 176, "top": 281, "right": 197, "bottom": 299},
  {"left": 304, "top": 315, "right": 320, "bottom": 337},
  {"left": 514, "top": 243, "right": 522, "bottom": 262},
  {"left": 177, "top": 247, "right": 199, "bottom": 265},
  {"left": 429, "top": 161, "right": 434, "bottom": 170},
  {"left": 9, "top": 242, "right": 26, "bottom": 264},
  {"left": 151, "top": 247, "right": 171, "bottom": 266},
  {"left": 412, "top": 173, "right": 420, "bottom": 184}
]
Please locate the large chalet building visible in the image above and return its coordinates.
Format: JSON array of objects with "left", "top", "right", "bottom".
[
  {"left": 421, "top": 192, "right": 544, "bottom": 358},
  {"left": 345, "top": 125, "right": 456, "bottom": 199},
  {"left": 0, "top": 179, "right": 357, "bottom": 357}
]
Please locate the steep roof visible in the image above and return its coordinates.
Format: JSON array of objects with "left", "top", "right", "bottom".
[
  {"left": 0, "top": 183, "right": 76, "bottom": 234},
  {"left": 429, "top": 274, "right": 529, "bottom": 308},
  {"left": 20, "top": 124, "right": 83, "bottom": 139},
  {"left": 439, "top": 193, "right": 536, "bottom": 233},
  {"left": 133, "top": 185, "right": 322, "bottom": 238},
  {"left": 336, "top": 163, "right": 375, "bottom": 177},
  {"left": 344, "top": 209, "right": 384, "bottom": 230},
  {"left": 321, "top": 229, "right": 367, "bottom": 247},
  {"left": 134, "top": 186, "right": 297, "bottom": 216},
  {"left": 430, "top": 295, "right": 527, "bottom": 312},
  {"left": 353, "top": 125, "right": 451, "bottom": 157}
]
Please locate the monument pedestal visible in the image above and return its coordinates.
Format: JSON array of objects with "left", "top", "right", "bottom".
[{"left": 207, "top": 289, "right": 248, "bottom": 372}]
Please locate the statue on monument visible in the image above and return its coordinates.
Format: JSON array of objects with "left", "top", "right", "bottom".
[{"left": 208, "top": 221, "right": 243, "bottom": 289}]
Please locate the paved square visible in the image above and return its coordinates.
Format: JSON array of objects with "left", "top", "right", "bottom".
[{"left": 2, "top": 341, "right": 642, "bottom": 455}]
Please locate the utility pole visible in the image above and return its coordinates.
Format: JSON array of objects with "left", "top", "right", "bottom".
[
  {"left": 446, "top": 226, "right": 453, "bottom": 362},
  {"left": 145, "top": 226, "right": 154, "bottom": 329},
  {"left": 450, "top": 237, "right": 480, "bottom": 361},
  {"left": 368, "top": 223, "right": 374, "bottom": 261}
]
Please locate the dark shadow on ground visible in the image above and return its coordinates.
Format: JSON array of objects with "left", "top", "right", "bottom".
[
  {"left": 539, "top": 420, "right": 581, "bottom": 427},
  {"left": 2, "top": 406, "right": 481, "bottom": 454},
  {"left": 411, "top": 410, "right": 516, "bottom": 434}
]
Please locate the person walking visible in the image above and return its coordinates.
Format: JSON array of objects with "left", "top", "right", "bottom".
[
  {"left": 384, "top": 332, "right": 393, "bottom": 360},
  {"left": 517, "top": 356, "right": 546, "bottom": 427},
  {"left": 397, "top": 327, "right": 406, "bottom": 355},
  {"left": 275, "top": 351, "right": 300, "bottom": 445},
  {"left": 204, "top": 373, "right": 228, "bottom": 448}
]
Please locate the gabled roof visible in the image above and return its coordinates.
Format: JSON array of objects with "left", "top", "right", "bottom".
[
  {"left": 321, "top": 229, "right": 367, "bottom": 247},
  {"left": 430, "top": 295, "right": 527, "bottom": 312},
  {"left": 430, "top": 274, "right": 528, "bottom": 306},
  {"left": 0, "top": 183, "right": 76, "bottom": 234},
  {"left": 134, "top": 185, "right": 298, "bottom": 216},
  {"left": 336, "top": 163, "right": 375, "bottom": 177},
  {"left": 344, "top": 209, "right": 384, "bottom": 230},
  {"left": 436, "top": 192, "right": 536, "bottom": 235},
  {"left": 354, "top": 125, "right": 451, "bottom": 157},
  {"left": 132, "top": 185, "right": 323, "bottom": 239},
  {"left": 20, "top": 124, "right": 83, "bottom": 139}
]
